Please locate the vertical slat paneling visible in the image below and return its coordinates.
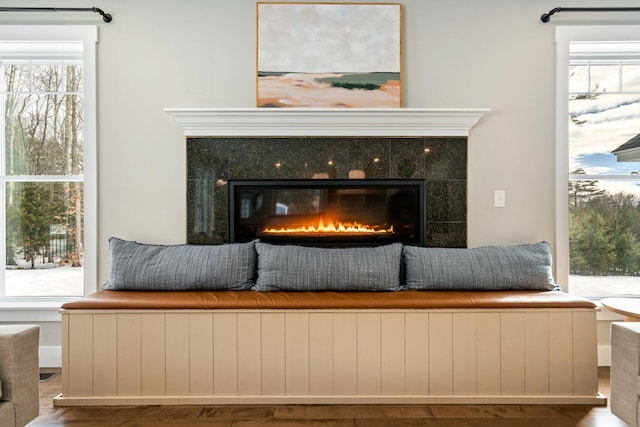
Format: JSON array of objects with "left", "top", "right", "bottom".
[
  {"left": 476, "top": 313, "right": 500, "bottom": 395},
  {"left": 285, "top": 313, "right": 310, "bottom": 396},
  {"left": 309, "top": 313, "right": 333, "bottom": 395},
  {"left": 213, "top": 312, "right": 238, "bottom": 395},
  {"left": 141, "top": 313, "right": 166, "bottom": 396},
  {"left": 381, "top": 313, "right": 405, "bottom": 395},
  {"left": 357, "top": 312, "right": 381, "bottom": 396},
  {"left": 262, "top": 313, "right": 286, "bottom": 396},
  {"left": 548, "top": 312, "right": 573, "bottom": 395},
  {"left": 453, "top": 313, "right": 477, "bottom": 395},
  {"left": 67, "top": 313, "right": 94, "bottom": 396},
  {"left": 333, "top": 313, "right": 357, "bottom": 395},
  {"left": 62, "top": 307, "right": 599, "bottom": 402},
  {"left": 117, "top": 314, "right": 141, "bottom": 396},
  {"left": 237, "top": 312, "right": 261, "bottom": 396},
  {"left": 189, "top": 313, "right": 214, "bottom": 396},
  {"left": 93, "top": 314, "right": 118, "bottom": 396},
  {"left": 61, "top": 313, "right": 70, "bottom": 396},
  {"left": 165, "top": 314, "right": 190, "bottom": 395},
  {"left": 405, "top": 312, "right": 428, "bottom": 395},
  {"left": 429, "top": 312, "right": 453, "bottom": 395},
  {"left": 524, "top": 312, "right": 549, "bottom": 395},
  {"left": 573, "top": 311, "right": 598, "bottom": 395},
  {"left": 500, "top": 312, "right": 525, "bottom": 395}
]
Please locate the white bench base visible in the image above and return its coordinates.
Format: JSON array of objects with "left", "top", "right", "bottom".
[{"left": 56, "top": 307, "right": 604, "bottom": 406}]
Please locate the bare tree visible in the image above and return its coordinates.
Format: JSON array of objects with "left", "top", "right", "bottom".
[{"left": 5, "top": 62, "right": 85, "bottom": 268}]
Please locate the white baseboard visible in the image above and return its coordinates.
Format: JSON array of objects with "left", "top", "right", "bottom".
[
  {"left": 598, "top": 345, "right": 611, "bottom": 366},
  {"left": 40, "top": 345, "right": 61, "bottom": 368}
]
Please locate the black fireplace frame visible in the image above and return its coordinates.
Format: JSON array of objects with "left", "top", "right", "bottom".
[{"left": 228, "top": 179, "right": 426, "bottom": 247}]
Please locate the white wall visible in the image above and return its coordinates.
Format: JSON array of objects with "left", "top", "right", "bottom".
[
  {"left": 91, "top": 0, "right": 640, "bottom": 284},
  {"left": 2, "top": 0, "right": 635, "bottom": 284},
  {"left": 1, "top": 0, "right": 639, "bottom": 366}
]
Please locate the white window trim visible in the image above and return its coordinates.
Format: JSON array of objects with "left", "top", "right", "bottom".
[
  {"left": 555, "top": 25, "right": 640, "bottom": 295},
  {"left": 0, "top": 25, "right": 97, "bottom": 310}
]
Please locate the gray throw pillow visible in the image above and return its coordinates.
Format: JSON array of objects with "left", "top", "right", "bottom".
[
  {"left": 253, "top": 242, "right": 403, "bottom": 292},
  {"left": 102, "top": 238, "right": 256, "bottom": 291},
  {"left": 403, "top": 242, "right": 557, "bottom": 291}
]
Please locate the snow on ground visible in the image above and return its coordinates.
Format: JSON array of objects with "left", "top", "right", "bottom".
[
  {"left": 5, "top": 266, "right": 83, "bottom": 296},
  {"left": 570, "top": 275, "right": 640, "bottom": 296}
]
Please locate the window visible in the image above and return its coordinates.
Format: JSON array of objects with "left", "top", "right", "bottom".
[
  {"left": 556, "top": 26, "right": 640, "bottom": 297},
  {"left": 0, "top": 26, "right": 96, "bottom": 300}
]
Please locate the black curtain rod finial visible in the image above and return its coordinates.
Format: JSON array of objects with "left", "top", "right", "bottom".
[
  {"left": 93, "top": 7, "right": 112, "bottom": 23},
  {"left": 541, "top": 7, "right": 561, "bottom": 23}
]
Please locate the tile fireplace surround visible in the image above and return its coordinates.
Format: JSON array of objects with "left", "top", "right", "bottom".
[{"left": 165, "top": 108, "right": 489, "bottom": 247}]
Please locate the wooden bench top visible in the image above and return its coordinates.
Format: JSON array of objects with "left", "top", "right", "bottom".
[{"left": 61, "top": 290, "right": 596, "bottom": 310}]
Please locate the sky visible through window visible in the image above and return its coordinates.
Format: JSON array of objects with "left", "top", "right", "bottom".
[
  {"left": 570, "top": 93, "right": 640, "bottom": 184},
  {"left": 569, "top": 41, "right": 640, "bottom": 296}
]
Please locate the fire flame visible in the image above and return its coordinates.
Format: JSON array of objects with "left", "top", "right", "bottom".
[{"left": 263, "top": 218, "right": 393, "bottom": 235}]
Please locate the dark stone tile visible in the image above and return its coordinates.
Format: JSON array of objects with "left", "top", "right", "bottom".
[
  {"left": 187, "top": 179, "right": 219, "bottom": 244},
  {"left": 390, "top": 137, "right": 427, "bottom": 179},
  {"left": 345, "top": 138, "right": 389, "bottom": 179},
  {"left": 259, "top": 137, "right": 307, "bottom": 179},
  {"left": 305, "top": 137, "right": 350, "bottom": 179},
  {"left": 426, "top": 180, "right": 466, "bottom": 222},
  {"left": 424, "top": 137, "right": 467, "bottom": 180},
  {"left": 187, "top": 138, "right": 229, "bottom": 181},
  {"left": 427, "top": 222, "right": 467, "bottom": 248},
  {"left": 229, "top": 138, "right": 267, "bottom": 179},
  {"left": 213, "top": 182, "right": 229, "bottom": 243}
]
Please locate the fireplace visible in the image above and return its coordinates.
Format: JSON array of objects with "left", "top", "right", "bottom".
[
  {"left": 166, "top": 108, "right": 489, "bottom": 248},
  {"left": 229, "top": 179, "right": 425, "bottom": 246}
]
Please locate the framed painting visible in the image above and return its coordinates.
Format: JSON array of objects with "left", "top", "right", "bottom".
[{"left": 257, "top": 2, "right": 402, "bottom": 108}]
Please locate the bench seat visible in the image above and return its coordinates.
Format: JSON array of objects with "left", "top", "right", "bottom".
[
  {"left": 56, "top": 289, "right": 603, "bottom": 407},
  {"left": 60, "top": 289, "right": 596, "bottom": 310}
]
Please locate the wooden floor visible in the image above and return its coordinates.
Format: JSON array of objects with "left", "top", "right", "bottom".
[{"left": 31, "top": 368, "right": 625, "bottom": 426}]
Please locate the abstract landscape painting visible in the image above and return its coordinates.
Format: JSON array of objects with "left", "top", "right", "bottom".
[{"left": 257, "top": 3, "right": 402, "bottom": 108}]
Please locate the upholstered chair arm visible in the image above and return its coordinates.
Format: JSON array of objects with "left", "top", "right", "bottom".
[
  {"left": 0, "top": 325, "right": 40, "bottom": 427},
  {"left": 611, "top": 322, "right": 640, "bottom": 427}
]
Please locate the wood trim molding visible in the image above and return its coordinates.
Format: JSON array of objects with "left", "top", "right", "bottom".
[{"left": 164, "top": 108, "right": 490, "bottom": 137}]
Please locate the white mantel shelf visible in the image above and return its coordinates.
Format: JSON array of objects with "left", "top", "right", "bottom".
[{"left": 164, "top": 108, "right": 489, "bottom": 137}]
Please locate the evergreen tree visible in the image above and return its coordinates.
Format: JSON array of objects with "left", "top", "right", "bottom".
[
  {"left": 19, "top": 183, "right": 53, "bottom": 269},
  {"left": 568, "top": 168, "right": 605, "bottom": 208},
  {"left": 569, "top": 175, "right": 640, "bottom": 276},
  {"left": 570, "top": 207, "right": 615, "bottom": 275}
]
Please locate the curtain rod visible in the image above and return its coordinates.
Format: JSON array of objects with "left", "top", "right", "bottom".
[
  {"left": 0, "top": 7, "right": 112, "bottom": 22},
  {"left": 541, "top": 7, "right": 640, "bottom": 22}
]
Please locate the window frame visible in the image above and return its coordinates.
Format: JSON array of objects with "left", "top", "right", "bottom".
[
  {"left": 0, "top": 25, "right": 97, "bottom": 308},
  {"left": 555, "top": 25, "right": 640, "bottom": 296}
]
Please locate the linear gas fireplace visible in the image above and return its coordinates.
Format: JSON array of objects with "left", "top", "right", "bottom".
[
  {"left": 172, "top": 108, "right": 489, "bottom": 247},
  {"left": 229, "top": 179, "right": 425, "bottom": 246}
]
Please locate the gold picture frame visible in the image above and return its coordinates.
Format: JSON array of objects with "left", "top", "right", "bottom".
[{"left": 257, "top": 2, "right": 402, "bottom": 108}]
